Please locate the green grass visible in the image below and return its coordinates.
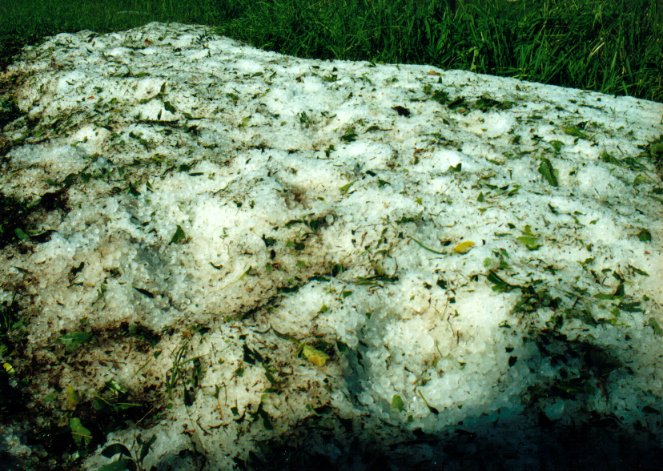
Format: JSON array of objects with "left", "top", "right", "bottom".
[{"left": 0, "top": 0, "right": 661, "bottom": 101}]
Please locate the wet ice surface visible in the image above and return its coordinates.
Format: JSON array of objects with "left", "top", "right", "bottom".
[{"left": 0, "top": 22, "right": 662, "bottom": 469}]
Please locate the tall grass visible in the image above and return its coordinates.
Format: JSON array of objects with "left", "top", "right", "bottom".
[{"left": 0, "top": 0, "right": 661, "bottom": 101}]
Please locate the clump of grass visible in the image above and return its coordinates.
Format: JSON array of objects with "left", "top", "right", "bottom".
[
  {"left": 217, "top": 0, "right": 661, "bottom": 101},
  {"left": 0, "top": 0, "right": 660, "bottom": 99}
]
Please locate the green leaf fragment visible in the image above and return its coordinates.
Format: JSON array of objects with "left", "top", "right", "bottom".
[
  {"left": 14, "top": 228, "right": 29, "bottom": 241},
  {"left": 341, "top": 129, "right": 357, "bottom": 142},
  {"left": 474, "top": 96, "right": 514, "bottom": 111},
  {"left": 170, "top": 225, "right": 186, "bottom": 244},
  {"left": 102, "top": 444, "right": 132, "bottom": 459},
  {"left": 538, "top": 158, "right": 558, "bottom": 187},
  {"left": 286, "top": 240, "right": 305, "bottom": 250},
  {"left": 59, "top": 331, "right": 93, "bottom": 352},
  {"left": 516, "top": 235, "right": 540, "bottom": 250},
  {"left": 339, "top": 181, "right": 355, "bottom": 194},
  {"left": 139, "top": 435, "right": 157, "bottom": 462},
  {"left": 597, "top": 277, "right": 625, "bottom": 300},
  {"left": 618, "top": 301, "right": 642, "bottom": 312},
  {"left": 134, "top": 287, "right": 155, "bottom": 298},
  {"left": 549, "top": 140, "right": 563, "bottom": 152},
  {"left": 391, "top": 394, "right": 405, "bottom": 412},
  {"left": 628, "top": 265, "right": 649, "bottom": 277},
  {"left": 647, "top": 318, "right": 663, "bottom": 336},
  {"left": 410, "top": 237, "right": 446, "bottom": 255},
  {"left": 447, "top": 97, "right": 468, "bottom": 110},
  {"left": 649, "top": 139, "right": 663, "bottom": 159},
  {"left": 637, "top": 229, "right": 652, "bottom": 242},
  {"left": 487, "top": 271, "right": 518, "bottom": 292},
  {"left": 431, "top": 89, "right": 450, "bottom": 105},
  {"left": 127, "top": 182, "right": 140, "bottom": 196},
  {"left": 69, "top": 417, "right": 92, "bottom": 447},
  {"left": 600, "top": 151, "right": 620, "bottom": 165},
  {"left": 516, "top": 225, "right": 541, "bottom": 250},
  {"left": 562, "top": 125, "right": 588, "bottom": 139},
  {"left": 99, "top": 459, "right": 137, "bottom": 471}
]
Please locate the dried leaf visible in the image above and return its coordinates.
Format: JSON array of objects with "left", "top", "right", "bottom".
[
  {"left": 64, "top": 384, "right": 79, "bottom": 410},
  {"left": 302, "top": 345, "right": 329, "bottom": 367},
  {"left": 453, "top": 240, "right": 475, "bottom": 254}
]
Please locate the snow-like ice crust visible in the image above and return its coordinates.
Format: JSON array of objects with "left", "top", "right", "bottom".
[{"left": 0, "top": 22, "right": 661, "bottom": 468}]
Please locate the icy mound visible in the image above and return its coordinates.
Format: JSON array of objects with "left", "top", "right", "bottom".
[{"left": 0, "top": 22, "right": 661, "bottom": 469}]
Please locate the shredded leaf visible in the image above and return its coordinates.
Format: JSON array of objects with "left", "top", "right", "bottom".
[
  {"left": 487, "top": 271, "right": 518, "bottom": 292},
  {"left": 101, "top": 443, "right": 132, "bottom": 459},
  {"left": 392, "top": 105, "right": 411, "bottom": 117},
  {"left": 391, "top": 394, "right": 405, "bottom": 411},
  {"left": 69, "top": 417, "right": 92, "bottom": 447},
  {"left": 516, "top": 225, "right": 541, "bottom": 250},
  {"left": 562, "top": 125, "right": 588, "bottom": 139},
  {"left": 550, "top": 140, "right": 563, "bottom": 152},
  {"left": 59, "top": 331, "right": 93, "bottom": 352},
  {"left": 14, "top": 228, "right": 29, "bottom": 241},
  {"left": 647, "top": 318, "right": 663, "bottom": 336},
  {"left": 410, "top": 237, "right": 446, "bottom": 255},
  {"left": 170, "top": 224, "right": 186, "bottom": 244},
  {"left": 339, "top": 181, "right": 355, "bottom": 194},
  {"left": 133, "top": 287, "right": 155, "bottom": 298},
  {"left": 538, "top": 158, "right": 558, "bottom": 186},
  {"left": 341, "top": 129, "right": 357, "bottom": 142}
]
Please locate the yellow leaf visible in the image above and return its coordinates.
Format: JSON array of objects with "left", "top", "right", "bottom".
[
  {"left": 302, "top": 345, "right": 329, "bottom": 367},
  {"left": 453, "top": 240, "right": 475, "bottom": 254},
  {"left": 3, "top": 362, "right": 15, "bottom": 375},
  {"left": 64, "top": 384, "right": 79, "bottom": 410}
]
